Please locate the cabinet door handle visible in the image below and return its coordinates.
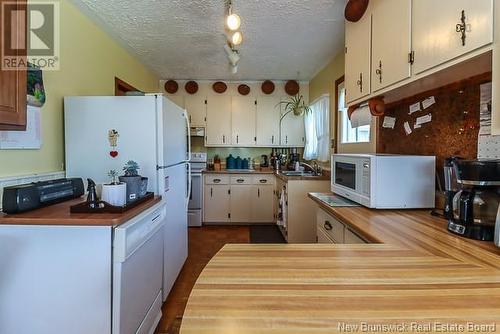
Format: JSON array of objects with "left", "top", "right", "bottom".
[
  {"left": 236, "top": 179, "right": 244, "bottom": 183},
  {"left": 324, "top": 221, "right": 333, "bottom": 231},
  {"left": 356, "top": 73, "right": 363, "bottom": 92},
  {"left": 222, "top": 135, "right": 226, "bottom": 144},
  {"left": 236, "top": 135, "right": 239, "bottom": 144},
  {"left": 213, "top": 179, "right": 221, "bottom": 183},
  {"left": 259, "top": 179, "right": 267, "bottom": 183},
  {"left": 210, "top": 187, "right": 213, "bottom": 197},
  {"left": 271, "top": 135, "right": 274, "bottom": 144},
  {"left": 258, "top": 188, "right": 260, "bottom": 197},
  {"left": 375, "top": 61, "right": 383, "bottom": 84},
  {"left": 455, "top": 10, "right": 467, "bottom": 46},
  {"left": 285, "top": 135, "right": 288, "bottom": 144}
]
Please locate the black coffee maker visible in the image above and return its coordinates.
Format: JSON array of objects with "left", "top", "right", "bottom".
[{"left": 447, "top": 159, "right": 500, "bottom": 241}]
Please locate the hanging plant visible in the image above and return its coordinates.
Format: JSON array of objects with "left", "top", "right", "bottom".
[{"left": 278, "top": 94, "right": 311, "bottom": 117}]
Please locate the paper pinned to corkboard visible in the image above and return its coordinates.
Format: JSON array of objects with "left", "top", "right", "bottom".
[
  {"left": 0, "top": 106, "right": 42, "bottom": 150},
  {"left": 478, "top": 82, "right": 500, "bottom": 159}
]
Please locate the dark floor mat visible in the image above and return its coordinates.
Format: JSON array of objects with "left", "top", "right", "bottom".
[{"left": 249, "top": 225, "right": 286, "bottom": 244}]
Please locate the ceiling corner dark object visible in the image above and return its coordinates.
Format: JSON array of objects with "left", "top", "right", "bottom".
[{"left": 345, "top": 0, "right": 369, "bottom": 22}]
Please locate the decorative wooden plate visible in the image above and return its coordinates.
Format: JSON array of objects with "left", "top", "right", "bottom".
[
  {"left": 369, "top": 97, "right": 385, "bottom": 116},
  {"left": 213, "top": 81, "right": 227, "bottom": 94},
  {"left": 345, "top": 0, "right": 369, "bottom": 22},
  {"left": 164, "top": 80, "right": 178, "bottom": 94},
  {"left": 238, "top": 84, "right": 250, "bottom": 96},
  {"left": 185, "top": 81, "right": 199, "bottom": 94},
  {"left": 285, "top": 80, "right": 300, "bottom": 96},
  {"left": 261, "top": 80, "right": 275, "bottom": 94}
]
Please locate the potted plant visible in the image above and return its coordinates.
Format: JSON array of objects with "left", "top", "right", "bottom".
[
  {"left": 278, "top": 95, "right": 312, "bottom": 142},
  {"left": 279, "top": 94, "right": 312, "bottom": 118},
  {"left": 101, "top": 169, "right": 127, "bottom": 206},
  {"left": 119, "top": 161, "right": 144, "bottom": 202}
]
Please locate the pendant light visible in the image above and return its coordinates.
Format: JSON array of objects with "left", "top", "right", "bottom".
[{"left": 226, "top": 1, "right": 241, "bottom": 31}]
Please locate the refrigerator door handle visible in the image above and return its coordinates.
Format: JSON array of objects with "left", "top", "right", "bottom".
[
  {"left": 184, "top": 110, "right": 191, "bottom": 161},
  {"left": 186, "top": 162, "right": 192, "bottom": 210}
]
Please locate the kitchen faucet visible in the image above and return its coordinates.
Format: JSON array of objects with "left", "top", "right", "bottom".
[{"left": 300, "top": 160, "right": 321, "bottom": 175}]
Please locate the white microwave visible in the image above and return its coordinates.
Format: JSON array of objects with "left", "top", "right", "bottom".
[{"left": 331, "top": 154, "right": 436, "bottom": 209}]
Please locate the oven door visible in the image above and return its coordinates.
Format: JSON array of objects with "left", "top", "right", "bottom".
[{"left": 188, "top": 173, "right": 202, "bottom": 210}]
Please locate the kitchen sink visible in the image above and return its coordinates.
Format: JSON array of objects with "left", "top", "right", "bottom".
[{"left": 280, "top": 171, "right": 318, "bottom": 177}]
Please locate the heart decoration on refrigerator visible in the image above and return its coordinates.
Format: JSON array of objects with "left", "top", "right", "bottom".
[{"left": 108, "top": 129, "right": 120, "bottom": 158}]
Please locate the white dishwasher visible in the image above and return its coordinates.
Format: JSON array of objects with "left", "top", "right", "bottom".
[{"left": 113, "top": 202, "right": 166, "bottom": 334}]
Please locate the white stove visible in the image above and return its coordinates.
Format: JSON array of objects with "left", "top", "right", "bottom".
[{"left": 188, "top": 153, "right": 206, "bottom": 227}]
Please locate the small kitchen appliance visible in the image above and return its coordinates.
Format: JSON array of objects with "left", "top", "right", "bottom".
[
  {"left": 443, "top": 157, "right": 463, "bottom": 219},
  {"left": 2, "top": 178, "right": 85, "bottom": 214},
  {"left": 331, "top": 154, "right": 436, "bottom": 209},
  {"left": 447, "top": 159, "right": 500, "bottom": 241}
]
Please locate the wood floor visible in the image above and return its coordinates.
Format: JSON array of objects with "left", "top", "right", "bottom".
[{"left": 155, "top": 226, "right": 250, "bottom": 334}]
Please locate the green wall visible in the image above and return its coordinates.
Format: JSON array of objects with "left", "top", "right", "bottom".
[{"left": 0, "top": 0, "right": 159, "bottom": 177}]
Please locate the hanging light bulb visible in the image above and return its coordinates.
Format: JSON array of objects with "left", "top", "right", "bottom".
[
  {"left": 226, "top": 7, "right": 241, "bottom": 31},
  {"left": 230, "top": 31, "right": 243, "bottom": 46}
]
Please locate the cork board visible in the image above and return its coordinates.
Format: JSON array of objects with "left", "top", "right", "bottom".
[{"left": 377, "top": 73, "right": 491, "bottom": 175}]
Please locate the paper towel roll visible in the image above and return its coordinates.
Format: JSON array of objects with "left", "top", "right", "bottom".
[{"left": 350, "top": 105, "right": 372, "bottom": 128}]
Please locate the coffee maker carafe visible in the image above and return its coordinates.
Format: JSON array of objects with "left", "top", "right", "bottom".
[
  {"left": 443, "top": 157, "right": 462, "bottom": 219},
  {"left": 447, "top": 159, "right": 500, "bottom": 241}
]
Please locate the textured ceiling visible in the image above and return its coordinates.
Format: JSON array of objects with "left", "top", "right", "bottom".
[{"left": 71, "top": 0, "right": 346, "bottom": 81}]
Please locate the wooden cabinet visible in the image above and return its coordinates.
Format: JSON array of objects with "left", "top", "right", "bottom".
[
  {"left": 316, "top": 207, "right": 367, "bottom": 244},
  {"left": 317, "top": 228, "right": 335, "bottom": 244},
  {"left": 204, "top": 174, "right": 275, "bottom": 224},
  {"left": 203, "top": 184, "right": 230, "bottom": 223},
  {"left": 256, "top": 96, "right": 280, "bottom": 147},
  {"left": 206, "top": 95, "right": 231, "bottom": 146},
  {"left": 204, "top": 94, "right": 305, "bottom": 148},
  {"left": 412, "top": 0, "right": 493, "bottom": 75},
  {"left": 345, "top": 9, "right": 371, "bottom": 103},
  {"left": 280, "top": 96, "right": 305, "bottom": 147},
  {"left": 0, "top": 0, "right": 27, "bottom": 130},
  {"left": 251, "top": 182, "right": 274, "bottom": 223},
  {"left": 184, "top": 95, "right": 206, "bottom": 127},
  {"left": 371, "top": 0, "right": 411, "bottom": 91},
  {"left": 231, "top": 96, "right": 256, "bottom": 147}
]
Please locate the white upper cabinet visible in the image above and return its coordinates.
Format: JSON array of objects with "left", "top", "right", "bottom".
[
  {"left": 206, "top": 95, "right": 231, "bottom": 146},
  {"left": 184, "top": 95, "right": 206, "bottom": 127},
  {"left": 371, "top": 0, "right": 412, "bottom": 91},
  {"left": 280, "top": 97, "right": 305, "bottom": 147},
  {"left": 231, "top": 96, "right": 256, "bottom": 147},
  {"left": 345, "top": 10, "right": 372, "bottom": 103},
  {"left": 256, "top": 96, "right": 280, "bottom": 147},
  {"left": 412, "top": 0, "right": 494, "bottom": 74}
]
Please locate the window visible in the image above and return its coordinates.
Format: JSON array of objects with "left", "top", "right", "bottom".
[
  {"left": 304, "top": 95, "right": 330, "bottom": 161},
  {"left": 338, "top": 84, "right": 370, "bottom": 143}
]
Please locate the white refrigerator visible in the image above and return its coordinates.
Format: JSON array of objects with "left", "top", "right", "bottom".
[{"left": 64, "top": 95, "right": 190, "bottom": 301}]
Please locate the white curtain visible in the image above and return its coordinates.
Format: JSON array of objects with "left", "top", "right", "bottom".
[{"left": 303, "top": 96, "right": 330, "bottom": 161}]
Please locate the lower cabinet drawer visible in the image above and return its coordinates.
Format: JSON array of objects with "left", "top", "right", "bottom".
[
  {"left": 230, "top": 175, "right": 253, "bottom": 185},
  {"left": 252, "top": 175, "right": 275, "bottom": 185},
  {"left": 205, "top": 175, "right": 230, "bottom": 185},
  {"left": 316, "top": 208, "right": 344, "bottom": 243},
  {"left": 344, "top": 228, "right": 367, "bottom": 244},
  {"left": 317, "top": 227, "right": 335, "bottom": 244}
]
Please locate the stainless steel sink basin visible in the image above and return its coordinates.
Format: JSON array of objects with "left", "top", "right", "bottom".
[{"left": 280, "top": 171, "right": 317, "bottom": 177}]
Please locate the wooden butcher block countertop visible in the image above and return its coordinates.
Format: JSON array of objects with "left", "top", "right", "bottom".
[
  {"left": 180, "top": 193, "right": 500, "bottom": 333},
  {"left": 0, "top": 196, "right": 162, "bottom": 227}
]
